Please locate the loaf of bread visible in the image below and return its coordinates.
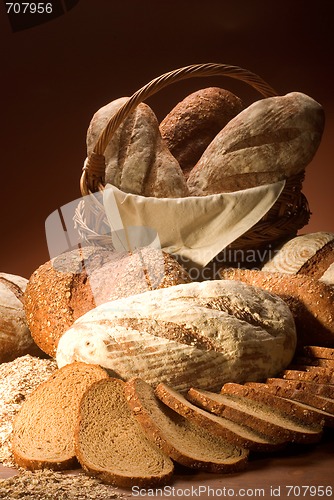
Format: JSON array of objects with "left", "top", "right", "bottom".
[
  {"left": 56, "top": 280, "right": 296, "bottom": 392},
  {"left": 187, "top": 92, "right": 325, "bottom": 195},
  {"left": 262, "top": 232, "right": 334, "bottom": 285},
  {"left": 87, "top": 98, "right": 189, "bottom": 197},
  {"left": 219, "top": 268, "right": 334, "bottom": 347},
  {"left": 0, "top": 273, "right": 43, "bottom": 363},
  {"left": 75, "top": 377, "right": 174, "bottom": 488},
  {"left": 12, "top": 362, "right": 109, "bottom": 470},
  {"left": 160, "top": 87, "right": 244, "bottom": 177},
  {"left": 187, "top": 387, "right": 323, "bottom": 444},
  {"left": 24, "top": 246, "right": 191, "bottom": 357}
]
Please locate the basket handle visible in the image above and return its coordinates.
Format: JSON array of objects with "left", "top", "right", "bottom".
[{"left": 81, "top": 63, "right": 278, "bottom": 195}]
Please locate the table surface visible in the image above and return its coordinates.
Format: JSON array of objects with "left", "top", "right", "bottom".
[{"left": 1, "top": 428, "right": 333, "bottom": 499}]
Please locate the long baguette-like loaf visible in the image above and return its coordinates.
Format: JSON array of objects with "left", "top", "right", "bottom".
[
  {"left": 87, "top": 98, "right": 189, "bottom": 197},
  {"left": 187, "top": 92, "right": 325, "bottom": 195},
  {"left": 56, "top": 280, "right": 296, "bottom": 392},
  {"left": 219, "top": 268, "right": 334, "bottom": 347}
]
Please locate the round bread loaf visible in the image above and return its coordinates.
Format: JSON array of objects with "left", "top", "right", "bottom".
[
  {"left": 24, "top": 246, "right": 192, "bottom": 357},
  {"left": 56, "top": 280, "right": 297, "bottom": 392},
  {"left": 0, "top": 273, "right": 42, "bottom": 363},
  {"left": 262, "top": 232, "right": 334, "bottom": 285},
  {"left": 160, "top": 87, "right": 244, "bottom": 177}
]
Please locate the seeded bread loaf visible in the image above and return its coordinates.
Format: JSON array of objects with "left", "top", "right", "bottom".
[
  {"left": 154, "top": 382, "right": 288, "bottom": 452},
  {"left": 24, "top": 246, "right": 191, "bottom": 357},
  {"left": 262, "top": 232, "right": 334, "bottom": 285},
  {"left": 12, "top": 363, "right": 109, "bottom": 470},
  {"left": 187, "top": 92, "right": 325, "bottom": 195},
  {"left": 160, "top": 87, "right": 244, "bottom": 177},
  {"left": 87, "top": 98, "right": 189, "bottom": 197},
  {"left": 56, "top": 280, "right": 297, "bottom": 392},
  {"left": 219, "top": 268, "right": 334, "bottom": 347},
  {"left": 75, "top": 377, "right": 174, "bottom": 488},
  {"left": 186, "top": 387, "right": 323, "bottom": 444},
  {"left": 125, "top": 377, "right": 248, "bottom": 473}
]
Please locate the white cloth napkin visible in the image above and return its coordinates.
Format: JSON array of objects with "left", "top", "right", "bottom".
[{"left": 103, "top": 181, "right": 285, "bottom": 267}]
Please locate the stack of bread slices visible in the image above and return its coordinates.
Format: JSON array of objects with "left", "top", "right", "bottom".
[{"left": 11, "top": 345, "right": 334, "bottom": 489}]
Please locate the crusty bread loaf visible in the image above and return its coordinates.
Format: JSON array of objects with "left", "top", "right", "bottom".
[
  {"left": 124, "top": 377, "right": 248, "bottom": 473},
  {"left": 262, "top": 232, "right": 334, "bottom": 285},
  {"left": 187, "top": 92, "right": 325, "bottom": 195},
  {"left": 219, "top": 268, "right": 334, "bottom": 347},
  {"left": 187, "top": 387, "right": 323, "bottom": 444},
  {"left": 87, "top": 98, "right": 189, "bottom": 197},
  {"left": 12, "top": 363, "right": 109, "bottom": 470},
  {"left": 160, "top": 87, "right": 244, "bottom": 177},
  {"left": 25, "top": 246, "right": 191, "bottom": 357},
  {"left": 75, "top": 377, "right": 174, "bottom": 488},
  {"left": 56, "top": 280, "right": 296, "bottom": 392},
  {"left": 0, "top": 273, "right": 43, "bottom": 363},
  {"left": 155, "top": 382, "right": 288, "bottom": 452}
]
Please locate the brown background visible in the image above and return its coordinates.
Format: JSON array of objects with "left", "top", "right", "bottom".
[{"left": 1, "top": 0, "right": 333, "bottom": 279}]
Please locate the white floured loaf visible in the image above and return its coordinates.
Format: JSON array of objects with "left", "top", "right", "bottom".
[{"left": 56, "top": 280, "right": 297, "bottom": 392}]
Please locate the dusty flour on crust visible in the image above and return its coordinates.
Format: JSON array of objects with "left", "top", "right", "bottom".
[
  {"left": 0, "top": 355, "right": 57, "bottom": 467},
  {"left": 0, "top": 470, "right": 125, "bottom": 499}
]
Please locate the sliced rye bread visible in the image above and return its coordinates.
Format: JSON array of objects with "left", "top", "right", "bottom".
[
  {"left": 290, "top": 357, "right": 334, "bottom": 369},
  {"left": 12, "top": 362, "right": 109, "bottom": 470},
  {"left": 186, "top": 387, "right": 323, "bottom": 445},
  {"left": 75, "top": 377, "right": 174, "bottom": 488},
  {"left": 259, "top": 378, "right": 334, "bottom": 416},
  {"left": 302, "top": 345, "right": 334, "bottom": 360},
  {"left": 154, "top": 383, "right": 289, "bottom": 452},
  {"left": 124, "top": 377, "right": 248, "bottom": 473},
  {"left": 280, "top": 367, "right": 334, "bottom": 385},
  {"left": 218, "top": 382, "right": 325, "bottom": 428}
]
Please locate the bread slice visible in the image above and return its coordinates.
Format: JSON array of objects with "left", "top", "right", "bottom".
[
  {"left": 302, "top": 345, "right": 334, "bottom": 360},
  {"left": 155, "top": 383, "right": 288, "bottom": 452},
  {"left": 124, "top": 377, "right": 248, "bottom": 474},
  {"left": 75, "top": 377, "right": 174, "bottom": 488},
  {"left": 280, "top": 367, "right": 334, "bottom": 385},
  {"left": 290, "top": 357, "right": 334, "bottom": 369},
  {"left": 219, "top": 382, "right": 325, "bottom": 428},
  {"left": 12, "top": 362, "right": 109, "bottom": 470},
  {"left": 187, "top": 387, "right": 323, "bottom": 444},
  {"left": 261, "top": 378, "right": 334, "bottom": 416}
]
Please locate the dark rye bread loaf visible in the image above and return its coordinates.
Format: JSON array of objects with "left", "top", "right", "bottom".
[
  {"left": 160, "top": 87, "right": 244, "bottom": 177},
  {"left": 124, "top": 377, "right": 248, "bottom": 473},
  {"left": 155, "top": 383, "right": 288, "bottom": 452},
  {"left": 219, "top": 268, "right": 334, "bottom": 347},
  {"left": 12, "top": 363, "right": 109, "bottom": 471},
  {"left": 75, "top": 378, "right": 174, "bottom": 488},
  {"left": 186, "top": 387, "right": 323, "bottom": 444},
  {"left": 56, "top": 280, "right": 296, "bottom": 393},
  {"left": 25, "top": 246, "right": 191, "bottom": 357}
]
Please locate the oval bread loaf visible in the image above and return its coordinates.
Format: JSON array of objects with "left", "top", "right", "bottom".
[
  {"left": 87, "top": 98, "right": 189, "bottom": 197},
  {"left": 24, "top": 246, "right": 192, "bottom": 357},
  {"left": 187, "top": 92, "right": 325, "bottom": 195},
  {"left": 160, "top": 87, "right": 244, "bottom": 177},
  {"left": 56, "top": 280, "right": 297, "bottom": 392}
]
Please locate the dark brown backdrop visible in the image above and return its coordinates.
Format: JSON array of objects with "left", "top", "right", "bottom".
[{"left": 1, "top": 0, "right": 333, "bottom": 279}]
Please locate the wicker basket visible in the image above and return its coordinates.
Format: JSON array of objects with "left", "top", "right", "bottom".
[{"left": 76, "top": 63, "right": 311, "bottom": 253}]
